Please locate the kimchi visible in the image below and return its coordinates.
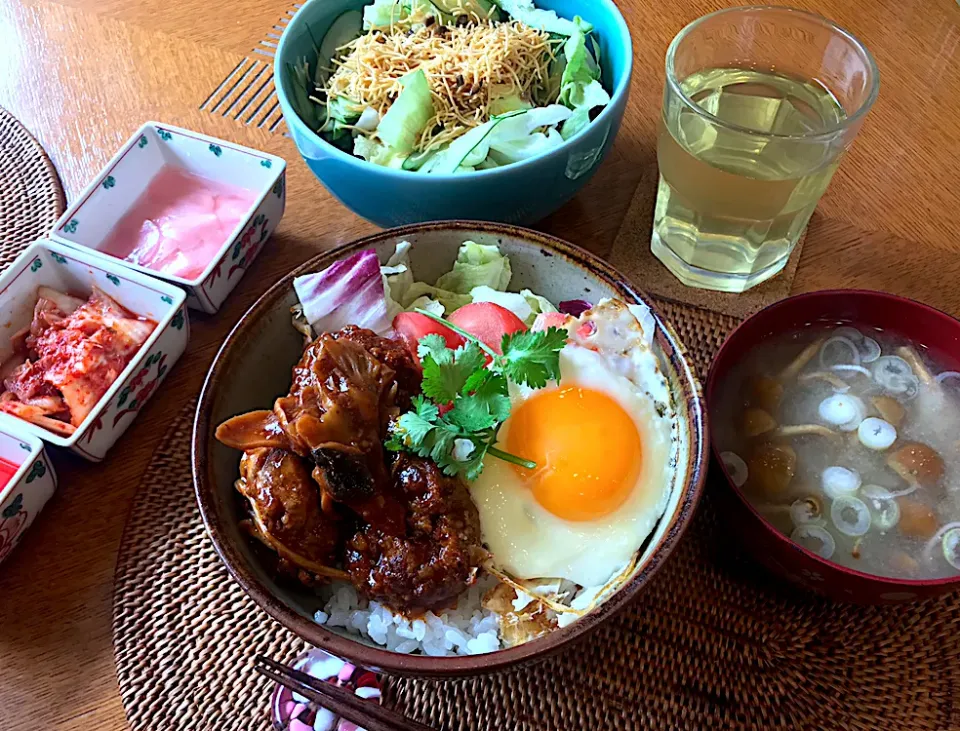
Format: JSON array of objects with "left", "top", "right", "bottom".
[{"left": 0, "top": 286, "right": 157, "bottom": 435}]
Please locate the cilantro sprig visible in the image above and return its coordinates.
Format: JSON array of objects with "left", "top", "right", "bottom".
[{"left": 386, "top": 309, "right": 567, "bottom": 480}]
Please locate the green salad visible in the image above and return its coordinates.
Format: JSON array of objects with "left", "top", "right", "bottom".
[{"left": 287, "top": 0, "right": 610, "bottom": 173}]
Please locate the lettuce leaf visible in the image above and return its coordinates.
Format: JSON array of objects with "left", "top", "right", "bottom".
[
  {"left": 353, "top": 136, "right": 407, "bottom": 168},
  {"left": 470, "top": 286, "right": 557, "bottom": 325},
  {"left": 560, "top": 80, "right": 610, "bottom": 140},
  {"left": 558, "top": 21, "right": 611, "bottom": 140},
  {"left": 427, "top": 111, "right": 524, "bottom": 174},
  {"left": 404, "top": 282, "right": 471, "bottom": 312},
  {"left": 294, "top": 249, "right": 392, "bottom": 335},
  {"left": 435, "top": 242, "right": 512, "bottom": 293},
  {"left": 522, "top": 288, "right": 559, "bottom": 318},
  {"left": 491, "top": 0, "right": 590, "bottom": 35},
  {"left": 381, "top": 241, "right": 413, "bottom": 319},
  {"left": 363, "top": 0, "right": 438, "bottom": 29},
  {"left": 407, "top": 296, "right": 446, "bottom": 316},
  {"left": 381, "top": 241, "right": 471, "bottom": 314},
  {"left": 486, "top": 105, "right": 570, "bottom": 164},
  {"left": 323, "top": 95, "right": 362, "bottom": 141}
]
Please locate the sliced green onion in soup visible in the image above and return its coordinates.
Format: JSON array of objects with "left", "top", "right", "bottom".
[
  {"left": 818, "top": 394, "right": 866, "bottom": 431},
  {"left": 790, "top": 497, "right": 824, "bottom": 528},
  {"left": 822, "top": 466, "right": 861, "bottom": 499},
  {"left": 720, "top": 451, "right": 748, "bottom": 488},
  {"left": 819, "top": 336, "right": 861, "bottom": 369},
  {"left": 830, "top": 495, "right": 872, "bottom": 537},
  {"left": 861, "top": 485, "right": 901, "bottom": 531},
  {"left": 831, "top": 326, "right": 863, "bottom": 342},
  {"left": 922, "top": 522, "right": 960, "bottom": 565},
  {"left": 872, "top": 356, "right": 920, "bottom": 399},
  {"left": 791, "top": 524, "right": 836, "bottom": 559},
  {"left": 943, "top": 528, "right": 960, "bottom": 571},
  {"left": 857, "top": 417, "right": 897, "bottom": 451},
  {"left": 859, "top": 337, "right": 881, "bottom": 364}
]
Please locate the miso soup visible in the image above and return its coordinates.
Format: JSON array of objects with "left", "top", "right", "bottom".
[{"left": 716, "top": 324, "right": 960, "bottom": 579}]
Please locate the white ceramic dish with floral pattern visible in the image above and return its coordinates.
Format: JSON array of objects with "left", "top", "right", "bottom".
[
  {"left": 50, "top": 121, "right": 286, "bottom": 313},
  {"left": 0, "top": 416, "right": 57, "bottom": 566},
  {"left": 0, "top": 240, "right": 189, "bottom": 461}
]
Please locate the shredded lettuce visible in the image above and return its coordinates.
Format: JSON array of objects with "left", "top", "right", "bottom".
[
  {"left": 428, "top": 106, "right": 570, "bottom": 173},
  {"left": 324, "top": 96, "right": 362, "bottom": 141},
  {"left": 485, "top": 105, "right": 571, "bottom": 165},
  {"left": 427, "top": 111, "right": 524, "bottom": 174},
  {"left": 491, "top": 0, "right": 590, "bottom": 35},
  {"left": 298, "top": 0, "right": 611, "bottom": 171},
  {"left": 407, "top": 296, "right": 446, "bottom": 316},
  {"left": 294, "top": 250, "right": 392, "bottom": 335},
  {"left": 381, "top": 241, "right": 413, "bottom": 319},
  {"left": 354, "top": 136, "right": 406, "bottom": 168},
  {"left": 435, "top": 242, "right": 512, "bottom": 293},
  {"left": 470, "top": 286, "right": 558, "bottom": 325},
  {"left": 381, "top": 242, "right": 471, "bottom": 313},
  {"left": 404, "top": 282, "right": 471, "bottom": 312},
  {"left": 293, "top": 240, "right": 567, "bottom": 338},
  {"left": 522, "top": 288, "right": 559, "bottom": 318},
  {"left": 363, "top": 0, "right": 437, "bottom": 29},
  {"left": 558, "top": 22, "right": 611, "bottom": 140}
]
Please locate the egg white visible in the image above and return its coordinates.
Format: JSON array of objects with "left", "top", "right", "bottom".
[{"left": 470, "top": 340, "right": 676, "bottom": 588}]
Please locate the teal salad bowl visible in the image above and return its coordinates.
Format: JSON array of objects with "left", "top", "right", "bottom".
[{"left": 275, "top": 0, "right": 632, "bottom": 227}]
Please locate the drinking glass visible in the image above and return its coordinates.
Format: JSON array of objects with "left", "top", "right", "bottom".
[{"left": 651, "top": 6, "right": 879, "bottom": 292}]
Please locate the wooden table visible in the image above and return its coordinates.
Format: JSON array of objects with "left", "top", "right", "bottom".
[{"left": 0, "top": 0, "right": 957, "bottom": 727}]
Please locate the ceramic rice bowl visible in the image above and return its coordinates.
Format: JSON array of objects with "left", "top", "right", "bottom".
[{"left": 193, "top": 221, "right": 707, "bottom": 676}]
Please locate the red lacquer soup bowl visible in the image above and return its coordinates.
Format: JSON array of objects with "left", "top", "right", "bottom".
[{"left": 706, "top": 290, "right": 960, "bottom": 604}]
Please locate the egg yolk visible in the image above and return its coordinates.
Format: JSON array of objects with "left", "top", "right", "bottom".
[{"left": 505, "top": 386, "right": 644, "bottom": 521}]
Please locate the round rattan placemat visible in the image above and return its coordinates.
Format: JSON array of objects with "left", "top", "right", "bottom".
[
  {"left": 0, "top": 107, "right": 65, "bottom": 264},
  {"left": 113, "top": 301, "right": 960, "bottom": 731}
]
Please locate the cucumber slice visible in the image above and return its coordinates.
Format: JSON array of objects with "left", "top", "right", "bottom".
[
  {"left": 401, "top": 148, "right": 439, "bottom": 171},
  {"left": 287, "top": 59, "right": 322, "bottom": 130},
  {"left": 534, "top": 53, "right": 566, "bottom": 105},
  {"left": 431, "top": 109, "right": 527, "bottom": 174},
  {"left": 377, "top": 69, "right": 435, "bottom": 155},
  {"left": 316, "top": 10, "right": 363, "bottom": 86}
]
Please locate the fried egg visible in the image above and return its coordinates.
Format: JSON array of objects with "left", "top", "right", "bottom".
[{"left": 470, "top": 300, "right": 677, "bottom": 589}]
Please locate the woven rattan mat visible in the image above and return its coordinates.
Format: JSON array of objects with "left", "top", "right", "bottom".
[
  {"left": 113, "top": 300, "right": 960, "bottom": 731},
  {"left": 609, "top": 165, "right": 805, "bottom": 320},
  {"left": 0, "top": 107, "right": 64, "bottom": 265}
]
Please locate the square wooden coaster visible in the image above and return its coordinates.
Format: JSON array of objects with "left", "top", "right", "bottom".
[{"left": 609, "top": 164, "right": 806, "bottom": 320}]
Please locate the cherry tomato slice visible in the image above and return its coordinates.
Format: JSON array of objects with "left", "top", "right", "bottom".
[
  {"left": 392, "top": 312, "right": 465, "bottom": 362},
  {"left": 447, "top": 302, "right": 527, "bottom": 354}
]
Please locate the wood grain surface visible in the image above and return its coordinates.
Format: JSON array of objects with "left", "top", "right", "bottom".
[{"left": 0, "top": 0, "right": 958, "bottom": 728}]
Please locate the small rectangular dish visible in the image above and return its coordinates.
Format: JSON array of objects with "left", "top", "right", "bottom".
[
  {"left": 50, "top": 121, "right": 286, "bottom": 313},
  {"left": 0, "top": 417, "right": 57, "bottom": 566},
  {"left": 0, "top": 240, "right": 188, "bottom": 461}
]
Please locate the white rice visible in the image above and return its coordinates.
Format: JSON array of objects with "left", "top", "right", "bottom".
[{"left": 315, "top": 576, "right": 502, "bottom": 657}]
